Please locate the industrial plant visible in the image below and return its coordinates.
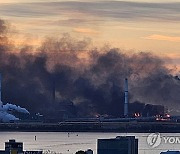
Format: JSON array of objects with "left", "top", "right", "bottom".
[
  {"left": 0, "top": 72, "right": 179, "bottom": 132},
  {"left": 0, "top": 73, "right": 168, "bottom": 123},
  {"left": 0, "top": 16, "right": 180, "bottom": 132},
  {"left": 0, "top": 70, "right": 168, "bottom": 124}
]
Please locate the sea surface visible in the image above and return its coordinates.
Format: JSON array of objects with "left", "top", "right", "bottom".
[{"left": 0, "top": 132, "right": 180, "bottom": 154}]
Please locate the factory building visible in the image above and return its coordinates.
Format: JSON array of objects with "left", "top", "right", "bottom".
[
  {"left": 97, "top": 136, "right": 138, "bottom": 154},
  {"left": 124, "top": 78, "right": 165, "bottom": 118},
  {"left": 0, "top": 139, "right": 42, "bottom": 154},
  {"left": 44, "top": 100, "right": 77, "bottom": 122}
]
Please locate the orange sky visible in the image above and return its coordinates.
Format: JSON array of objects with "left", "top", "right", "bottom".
[{"left": 0, "top": 0, "right": 180, "bottom": 72}]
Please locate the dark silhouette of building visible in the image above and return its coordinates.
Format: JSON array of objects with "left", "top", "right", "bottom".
[
  {"left": 0, "top": 139, "right": 42, "bottom": 154},
  {"left": 97, "top": 136, "right": 138, "bottom": 154},
  {"left": 160, "top": 151, "right": 180, "bottom": 154}
]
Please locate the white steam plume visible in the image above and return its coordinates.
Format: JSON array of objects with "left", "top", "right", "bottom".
[
  {"left": 2, "top": 103, "right": 29, "bottom": 114},
  {"left": 0, "top": 101, "right": 29, "bottom": 122}
]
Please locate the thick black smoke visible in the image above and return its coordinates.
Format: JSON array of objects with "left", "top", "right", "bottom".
[{"left": 0, "top": 19, "right": 180, "bottom": 119}]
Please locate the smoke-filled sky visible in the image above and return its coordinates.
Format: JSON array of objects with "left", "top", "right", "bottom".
[
  {"left": 0, "top": 18, "right": 180, "bottom": 116},
  {"left": 0, "top": 0, "right": 180, "bottom": 117},
  {"left": 0, "top": 0, "right": 180, "bottom": 70}
]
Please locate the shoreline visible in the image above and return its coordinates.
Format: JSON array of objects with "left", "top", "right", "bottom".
[{"left": 0, "top": 122, "right": 180, "bottom": 133}]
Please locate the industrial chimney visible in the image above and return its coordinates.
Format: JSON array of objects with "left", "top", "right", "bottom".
[
  {"left": 52, "top": 79, "right": 55, "bottom": 104},
  {"left": 124, "top": 78, "right": 128, "bottom": 117}
]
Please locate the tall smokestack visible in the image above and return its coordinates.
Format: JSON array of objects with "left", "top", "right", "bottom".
[
  {"left": 52, "top": 78, "right": 55, "bottom": 104},
  {"left": 124, "top": 78, "right": 128, "bottom": 117}
]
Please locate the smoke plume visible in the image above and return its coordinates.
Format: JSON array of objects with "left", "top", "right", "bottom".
[
  {"left": 0, "top": 100, "right": 29, "bottom": 122},
  {"left": 0, "top": 18, "right": 180, "bottom": 119}
]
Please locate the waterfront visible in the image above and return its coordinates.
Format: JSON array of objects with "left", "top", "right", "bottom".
[{"left": 0, "top": 132, "right": 180, "bottom": 154}]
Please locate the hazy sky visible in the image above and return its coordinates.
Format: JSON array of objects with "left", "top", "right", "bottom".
[{"left": 0, "top": 0, "right": 180, "bottom": 70}]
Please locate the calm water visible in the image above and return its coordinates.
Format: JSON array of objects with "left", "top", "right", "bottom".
[{"left": 0, "top": 132, "right": 180, "bottom": 154}]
